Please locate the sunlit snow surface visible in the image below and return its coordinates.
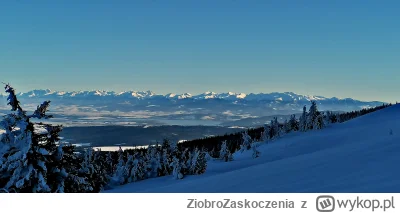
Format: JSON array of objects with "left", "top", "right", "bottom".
[{"left": 106, "top": 104, "right": 400, "bottom": 193}]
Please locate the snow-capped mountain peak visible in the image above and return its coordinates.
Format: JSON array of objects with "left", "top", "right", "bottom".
[{"left": 3, "top": 89, "right": 381, "bottom": 106}]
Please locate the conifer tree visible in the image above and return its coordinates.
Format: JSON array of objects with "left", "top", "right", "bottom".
[
  {"left": 160, "top": 148, "right": 171, "bottom": 176},
  {"left": 219, "top": 140, "right": 233, "bottom": 162},
  {"left": 112, "top": 147, "right": 126, "bottom": 185},
  {"left": 299, "top": 105, "right": 308, "bottom": 132},
  {"left": 92, "top": 149, "right": 110, "bottom": 192},
  {"left": 0, "top": 84, "right": 63, "bottom": 192},
  {"left": 145, "top": 145, "right": 161, "bottom": 178},
  {"left": 128, "top": 152, "right": 145, "bottom": 182},
  {"left": 283, "top": 119, "right": 291, "bottom": 134},
  {"left": 240, "top": 131, "right": 252, "bottom": 152},
  {"left": 272, "top": 117, "right": 281, "bottom": 138},
  {"left": 77, "top": 148, "right": 97, "bottom": 192},
  {"left": 56, "top": 144, "right": 92, "bottom": 193},
  {"left": 288, "top": 114, "right": 299, "bottom": 131},
  {"left": 105, "top": 151, "right": 114, "bottom": 179},
  {"left": 307, "top": 101, "right": 319, "bottom": 130},
  {"left": 260, "top": 124, "right": 269, "bottom": 142},
  {"left": 251, "top": 142, "right": 260, "bottom": 158},
  {"left": 170, "top": 156, "right": 184, "bottom": 179},
  {"left": 125, "top": 154, "right": 135, "bottom": 183},
  {"left": 192, "top": 148, "right": 207, "bottom": 175}
]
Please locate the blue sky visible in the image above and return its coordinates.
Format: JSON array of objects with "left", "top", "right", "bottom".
[{"left": 0, "top": 1, "right": 399, "bottom": 102}]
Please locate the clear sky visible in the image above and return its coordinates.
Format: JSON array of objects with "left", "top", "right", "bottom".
[{"left": 0, "top": 0, "right": 398, "bottom": 102}]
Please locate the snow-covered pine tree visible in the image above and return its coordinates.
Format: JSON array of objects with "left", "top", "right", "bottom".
[
  {"left": 60, "top": 144, "right": 92, "bottom": 193},
  {"left": 188, "top": 148, "right": 198, "bottom": 175},
  {"left": 240, "top": 131, "right": 252, "bottom": 152},
  {"left": 91, "top": 149, "right": 109, "bottom": 192},
  {"left": 129, "top": 156, "right": 140, "bottom": 182},
  {"left": 202, "top": 147, "right": 212, "bottom": 161},
  {"left": 187, "top": 147, "right": 207, "bottom": 175},
  {"left": 251, "top": 142, "right": 260, "bottom": 158},
  {"left": 307, "top": 101, "right": 319, "bottom": 130},
  {"left": 125, "top": 154, "right": 135, "bottom": 183},
  {"left": 112, "top": 146, "right": 126, "bottom": 185},
  {"left": 209, "top": 147, "right": 218, "bottom": 158},
  {"left": 105, "top": 151, "right": 114, "bottom": 178},
  {"left": 170, "top": 139, "right": 179, "bottom": 155},
  {"left": 77, "top": 148, "right": 98, "bottom": 192},
  {"left": 267, "top": 118, "right": 280, "bottom": 140},
  {"left": 0, "top": 84, "right": 58, "bottom": 192},
  {"left": 289, "top": 114, "right": 299, "bottom": 131},
  {"left": 127, "top": 152, "right": 145, "bottom": 182},
  {"left": 160, "top": 148, "right": 171, "bottom": 176},
  {"left": 219, "top": 140, "right": 233, "bottom": 162},
  {"left": 283, "top": 119, "right": 291, "bottom": 134},
  {"left": 315, "top": 112, "right": 325, "bottom": 130},
  {"left": 47, "top": 139, "right": 67, "bottom": 192},
  {"left": 273, "top": 117, "right": 281, "bottom": 138},
  {"left": 145, "top": 145, "right": 161, "bottom": 178},
  {"left": 170, "top": 156, "right": 184, "bottom": 179},
  {"left": 193, "top": 148, "right": 207, "bottom": 175},
  {"left": 299, "top": 105, "right": 308, "bottom": 132},
  {"left": 326, "top": 111, "right": 338, "bottom": 124},
  {"left": 260, "top": 124, "right": 269, "bottom": 142},
  {"left": 161, "top": 138, "right": 171, "bottom": 152}
]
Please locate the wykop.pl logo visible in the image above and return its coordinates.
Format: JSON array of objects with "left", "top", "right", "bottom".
[{"left": 316, "top": 195, "right": 335, "bottom": 212}]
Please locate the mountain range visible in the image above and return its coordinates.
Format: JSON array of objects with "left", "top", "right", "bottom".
[
  {"left": 0, "top": 89, "right": 386, "bottom": 127},
  {"left": 0, "top": 89, "right": 385, "bottom": 103}
]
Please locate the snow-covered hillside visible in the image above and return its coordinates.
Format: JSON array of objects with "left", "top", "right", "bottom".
[{"left": 106, "top": 104, "right": 400, "bottom": 193}]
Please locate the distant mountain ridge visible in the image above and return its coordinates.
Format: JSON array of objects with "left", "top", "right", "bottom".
[
  {"left": 0, "top": 88, "right": 387, "bottom": 128},
  {"left": 0, "top": 89, "right": 383, "bottom": 103}
]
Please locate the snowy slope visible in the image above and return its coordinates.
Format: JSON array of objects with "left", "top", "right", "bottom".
[{"left": 106, "top": 104, "right": 400, "bottom": 193}]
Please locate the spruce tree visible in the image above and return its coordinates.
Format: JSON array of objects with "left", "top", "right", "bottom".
[
  {"left": 289, "top": 114, "right": 299, "bottom": 131},
  {"left": 170, "top": 156, "right": 184, "bottom": 179},
  {"left": 299, "top": 105, "right": 308, "bottom": 132},
  {"left": 260, "top": 124, "right": 269, "bottom": 142},
  {"left": 219, "top": 140, "right": 233, "bottom": 162},
  {"left": 240, "top": 131, "right": 252, "bottom": 152},
  {"left": 251, "top": 142, "right": 260, "bottom": 158},
  {"left": 0, "top": 84, "right": 65, "bottom": 192},
  {"left": 112, "top": 147, "right": 126, "bottom": 185}
]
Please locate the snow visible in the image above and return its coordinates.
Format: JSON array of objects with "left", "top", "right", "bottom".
[{"left": 106, "top": 104, "right": 400, "bottom": 193}]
